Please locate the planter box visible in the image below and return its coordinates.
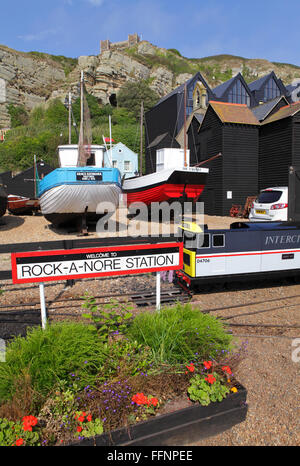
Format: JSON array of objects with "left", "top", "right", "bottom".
[{"left": 71, "top": 384, "right": 247, "bottom": 446}]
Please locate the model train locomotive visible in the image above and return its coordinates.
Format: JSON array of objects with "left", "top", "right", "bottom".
[{"left": 176, "top": 221, "right": 300, "bottom": 288}]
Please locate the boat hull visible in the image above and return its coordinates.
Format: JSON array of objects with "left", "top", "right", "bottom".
[
  {"left": 40, "top": 184, "right": 121, "bottom": 226},
  {"left": 0, "top": 186, "right": 7, "bottom": 218},
  {"left": 122, "top": 169, "right": 208, "bottom": 206},
  {"left": 8, "top": 195, "right": 39, "bottom": 215},
  {"left": 39, "top": 167, "right": 122, "bottom": 226}
]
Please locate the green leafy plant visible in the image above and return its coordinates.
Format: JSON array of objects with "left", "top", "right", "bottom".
[
  {"left": 187, "top": 373, "right": 230, "bottom": 406},
  {"left": 81, "top": 295, "right": 133, "bottom": 342},
  {"left": 74, "top": 411, "right": 103, "bottom": 438},
  {"left": 0, "top": 417, "right": 40, "bottom": 446}
]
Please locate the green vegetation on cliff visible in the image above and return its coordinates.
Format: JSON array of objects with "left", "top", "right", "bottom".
[{"left": 0, "top": 81, "right": 156, "bottom": 172}]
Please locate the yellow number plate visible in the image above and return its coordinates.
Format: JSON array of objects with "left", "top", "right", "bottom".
[{"left": 256, "top": 209, "right": 266, "bottom": 214}]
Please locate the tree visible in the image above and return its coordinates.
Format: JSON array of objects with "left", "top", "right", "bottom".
[
  {"left": 117, "top": 81, "right": 159, "bottom": 120},
  {"left": 72, "top": 93, "right": 113, "bottom": 127},
  {"left": 7, "top": 104, "right": 29, "bottom": 128},
  {"left": 44, "top": 99, "right": 68, "bottom": 126}
]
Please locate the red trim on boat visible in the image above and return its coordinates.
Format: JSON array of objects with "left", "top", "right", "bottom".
[{"left": 125, "top": 183, "right": 205, "bottom": 206}]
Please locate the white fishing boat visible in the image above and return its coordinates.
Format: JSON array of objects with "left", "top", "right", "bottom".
[{"left": 122, "top": 148, "right": 209, "bottom": 206}]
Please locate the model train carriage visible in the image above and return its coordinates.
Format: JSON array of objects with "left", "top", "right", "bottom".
[{"left": 179, "top": 221, "right": 300, "bottom": 287}]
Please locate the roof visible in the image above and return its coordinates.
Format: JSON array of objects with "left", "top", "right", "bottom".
[
  {"left": 153, "top": 72, "right": 212, "bottom": 108},
  {"left": 251, "top": 96, "right": 288, "bottom": 121},
  {"left": 105, "top": 141, "right": 137, "bottom": 156},
  {"left": 194, "top": 113, "right": 205, "bottom": 124},
  {"left": 147, "top": 132, "right": 170, "bottom": 148},
  {"left": 208, "top": 101, "right": 259, "bottom": 125},
  {"left": 286, "top": 82, "right": 300, "bottom": 100},
  {"left": 262, "top": 101, "right": 300, "bottom": 125},
  {"left": 212, "top": 75, "right": 237, "bottom": 98},
  {"left": 248, "top": 73, "right": 273, "bottom": 91}
]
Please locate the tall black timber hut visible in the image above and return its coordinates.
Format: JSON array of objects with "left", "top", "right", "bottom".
[
  {"left": 187, "top": 101, "right": 259, "bottom": 216},
  {"left": 259, "top": 101, "right": 300, "bottom": 190},
  {"left": 144, "top": 72, "right": 214, "bottom": 174}
]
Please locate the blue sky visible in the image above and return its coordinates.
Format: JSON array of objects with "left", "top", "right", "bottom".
[{"left": 1, "top": 0, "right": 300, "bottom": 66}]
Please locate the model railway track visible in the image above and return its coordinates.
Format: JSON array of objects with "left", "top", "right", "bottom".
[
  {"left": 131, "top": 288, "right": 190, "bottom": 307},
  {"left": 0, "top": 284, "right": 298, "bottom": 341},
  {"left": 0, "top": 285, "right": 191, "bottom": 313}
]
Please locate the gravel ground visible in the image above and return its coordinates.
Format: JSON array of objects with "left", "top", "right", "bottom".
[{"left": 0, "top": 212, "right": 299, "bottom": 446}]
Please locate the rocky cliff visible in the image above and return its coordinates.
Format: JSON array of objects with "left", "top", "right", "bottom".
[{"left": 1, "top": 40, "right": 300, "bottom": 128}]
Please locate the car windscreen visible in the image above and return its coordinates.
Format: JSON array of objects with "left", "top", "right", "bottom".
[{"left": 257, "top": 190, "right": 283, "bottom": 204}]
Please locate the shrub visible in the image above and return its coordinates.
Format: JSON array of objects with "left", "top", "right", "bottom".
[
  {"left": 0, "top": 322, "right": 110, "bottom": 405},
  {"left": 125, "top": 303, "right": 233, "bottom": 365},
  {"left": 7, "top": 104, "right": 29, "bottom": 128}
]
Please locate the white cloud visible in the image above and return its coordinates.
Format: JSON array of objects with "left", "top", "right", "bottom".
[
  {"left": 86, "top": 0, "right": 105, "bottom": 5},
  {"left": 18, "top": 29, "right": 57, "bottom": 42}
]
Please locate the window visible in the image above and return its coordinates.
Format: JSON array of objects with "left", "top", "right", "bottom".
[
  {"left": 264, "top": 78, "right": 280, "bottom": 102},
  {"left": 124, "top": 161, "right": 131, "bottom": 172},
  {"left": 183, "top": 252, "right": 191, "bottom": 266},
  {"left": 86, "top": 152, "right": 95, "bottom": 166},
  {"left": 112, "top": 160, "right": 118, "bottom": 168},
  {"left": 198, "top": 233, "right": 210, "bottom": 248},
  {"left": 213, "top": 234, "right": 225, "bottom": 247},
  {"left": 257, "top": 190, "right": 283, "bottom": 203},
  {"left": 228, "top": 80, "right": 250, "bottom": 105}
]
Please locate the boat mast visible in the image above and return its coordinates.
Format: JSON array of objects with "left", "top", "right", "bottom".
[
  {"left": 68, "top": 91, "right": 72, "bottom": 145},
  {"left": 77, "top": 70, "right": 85, "bottom": 166},
  {"left": 80, "top": 70, "right": 84, "bottom": 136},
  {"left": 140, "top": 100, "right": 144, "bottom": 176},
  {"left": 184, "top": 84, "right": 187, "bottom": 168},
  {"left": 109, "top": 114, "right": 112, "bottom": 166}
]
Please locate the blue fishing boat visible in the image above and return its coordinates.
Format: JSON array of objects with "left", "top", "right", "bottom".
[
  {"left": 38, "top": 152, "right": 122, "bottom": 228},
  {"left": 38, "top": 72, "right": 122, "bottom": 230}
]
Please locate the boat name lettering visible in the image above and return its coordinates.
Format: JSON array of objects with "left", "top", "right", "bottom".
[
  {"left": 76, "top": 171, "right": 103, "bottom": 181},
  {"left": 265, "top": 234, "right": 300, "bottom": 245}
]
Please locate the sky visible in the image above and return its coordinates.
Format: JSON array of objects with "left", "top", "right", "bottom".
[{"left": 1, "top": 0, "right": 300, "bottom": 66}]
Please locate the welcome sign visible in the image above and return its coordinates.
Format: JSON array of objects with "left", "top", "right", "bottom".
[{"left": 11, "top": 242, "right": 183, "bottom": 284}]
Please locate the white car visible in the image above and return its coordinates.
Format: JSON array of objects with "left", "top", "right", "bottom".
[{"left": 249, "top": 187, "right": 288, "bottom": 222}]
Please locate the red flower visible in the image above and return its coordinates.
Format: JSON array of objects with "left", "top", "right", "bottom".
[
  {"left": 186, "top": 363, "right": 195, "bottom": 372},
  {"left": 132, "top": 392, "right": 148, "bottom": 405},
  {"left": 132, "top": 393, "right": 158, "bottom": 407},
  {"left": 86, "top": 414, "right": 92, "bottom": 422},
  {"left": 22, "top": 415, "right": 38, "bottom": 432},
  {"left": 205, "top": 374, "right": 216, "bottom": 384},
  {"left": 203, "top": 361, "right": 212, "bottom": 370},
  {"left": 77, "top": 426, "right": 83, "bottom": 433},
  {"left": 23, "top": 424, "right": 32, "bottom": 432},
  {"left": 222, "top": 366, "right": 232, "bottom": 375},
  {"left": 15, "top": 438, "right": 24, "bottom": 446},
  {"left": 78, "top": 415, "right": 85, "bottom": 423}
]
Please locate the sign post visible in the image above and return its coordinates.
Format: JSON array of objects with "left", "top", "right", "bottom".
[
  {"left": 156, "top": 271, "right": 161, "bottom": 311},
  {"left": 39, "top": 282, "right": 47, "bottom": 329}
]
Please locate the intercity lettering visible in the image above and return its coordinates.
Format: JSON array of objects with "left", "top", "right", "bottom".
[{"left": 265, "top": 235, "right": 300, "bottom": 245}]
